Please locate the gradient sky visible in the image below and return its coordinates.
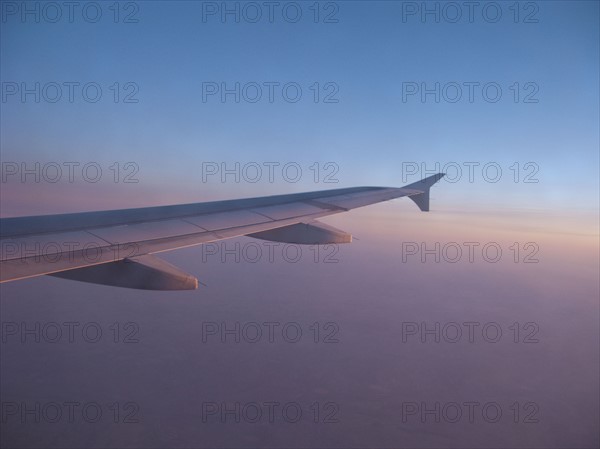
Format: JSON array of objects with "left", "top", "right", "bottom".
[
  {"left": 1, "top": 2, "right": 599, "bottom": 448},
  {"left": 1, "top": 1, "right": 598, "bottom": 218}
]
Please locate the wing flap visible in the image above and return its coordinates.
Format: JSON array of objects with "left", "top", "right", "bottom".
[
  {"left": 312, "top": 188, "right": 417, "bottom": 210},
  {"left": 88, "top": 219, "right": 204, "bottom": 244},
  {"left": 1, "top": 230, "right": 110, "bottom": 261},
  {"left": 248, "top": 221, "right": 352, "bottom": 244},
  {"left": 49, "top": 254, "right": 198, "bottom": 290},
  {"left": 250, "top": 202, "right": 326, "bottom": 220},
  {"left": 183, "top": 209, "right": 270, "bottom": 231}
]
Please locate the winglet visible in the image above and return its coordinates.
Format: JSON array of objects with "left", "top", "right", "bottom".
[{"left": 402, "top": 173, "right": 445, "bottom": 212}]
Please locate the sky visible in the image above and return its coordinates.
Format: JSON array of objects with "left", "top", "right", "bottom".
[
  {"left": 1, "top": 1, "right": 599, "bottom": 448},
  {"left": 1, "top": 1, "right": 598, "bottom": 215}
]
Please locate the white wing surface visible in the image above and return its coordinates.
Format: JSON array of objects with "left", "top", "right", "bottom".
[{"left": 0, "top": 174, "right": 445, "bottom": 290}]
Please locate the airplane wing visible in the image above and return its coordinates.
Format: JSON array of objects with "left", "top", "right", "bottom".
[{"left": 0, "top": 173, "right": 445, "bottom": 290}]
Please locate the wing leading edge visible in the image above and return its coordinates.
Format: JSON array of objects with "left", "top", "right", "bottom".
[{"left": 0, "top": 173, "right": 445, "bottom": 290}]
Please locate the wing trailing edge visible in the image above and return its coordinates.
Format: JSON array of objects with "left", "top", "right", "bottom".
[
  {"left": 49, "top": 254, "right": 198, "bottom": 290},
  {"left": 248, "top": 221, "right": 352, "bottom": 244}
]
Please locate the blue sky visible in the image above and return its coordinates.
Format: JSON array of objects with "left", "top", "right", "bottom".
[{"left": 1, "top": 1, "right": 598, "bottom": 217}]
